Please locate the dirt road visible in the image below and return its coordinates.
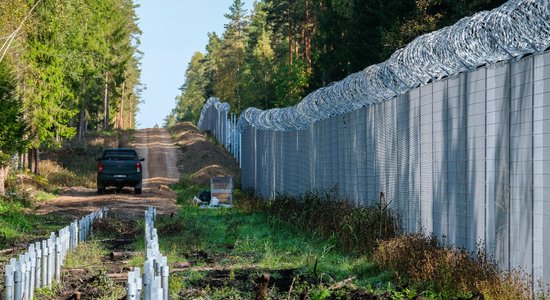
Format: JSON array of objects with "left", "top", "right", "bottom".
[{"left": 36, "top": 128, "right": 181, "bottom": 218}]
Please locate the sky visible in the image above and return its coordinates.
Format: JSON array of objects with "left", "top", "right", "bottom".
[{"left": 135, "top": 0, "right": 254, "bottom": 129}]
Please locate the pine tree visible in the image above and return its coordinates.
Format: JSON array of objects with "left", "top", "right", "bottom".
[{"left": 0, "top": 62, "right": 29, "bottom": 195}]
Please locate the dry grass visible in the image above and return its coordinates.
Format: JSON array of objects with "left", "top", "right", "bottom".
[
  {"left": 373, "top": 234, "right": 550, "bottom": 299},
  {"left": 39, "top": 130, "right": 134, "bottom": 189}
]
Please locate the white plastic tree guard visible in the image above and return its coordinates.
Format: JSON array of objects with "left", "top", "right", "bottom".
[
  {"left": 2, "top": 208, "right": 108, "bottom": 300},
  {"left": 127, "top": 206, "right": 169, "bottom": 300}
]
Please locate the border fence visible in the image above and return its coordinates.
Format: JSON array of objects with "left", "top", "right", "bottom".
[
  {"left": 2, "top": 208, "right": 108, "bottom": 300},
  {"left": 198, "top": 0, "right": 550, "bottom": 286}
]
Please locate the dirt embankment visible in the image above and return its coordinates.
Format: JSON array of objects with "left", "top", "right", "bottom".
[{"left": 170, "top": 122, "right": 240, "bottom": 185}]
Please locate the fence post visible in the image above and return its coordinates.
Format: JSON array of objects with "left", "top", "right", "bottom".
[
  {"left": 28, "top": 246, "right": 36, "bottom": 299},
  {"left": 161, "top": 256, "right": 169, "bottom": 300},
  {"left": 55, "top": 236, "right": 61, "bottom": 282},
  {"left": 127, "top": 271, "right": 136, "bottom": 300},
  {"left": 48, "top": 237, "right": 55, "bottom": 287},
  {"left": 41, "top": 240, "right": 48, "bottom": 288},
  {"left": 134, "top": 267, "right": 142, "bottom": 298},
  {"left": 152, "top": 275, "right": 162, "bottom": 300},
  {"left": 34, "top": 242, "right": 41, "bottom": 289},
  {"left": 143, "top": 260, "right": 152, "bottom": 300},
  {"left": 4, "top": 264, "right": 14, "bottom": 300},
  {"left": 19, "top": 254, "right": 27, "bottom": 300},
  {"left": 13, "top": 262, "right": 21, "bottom": 300}
]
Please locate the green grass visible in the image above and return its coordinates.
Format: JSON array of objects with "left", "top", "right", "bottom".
[
  {"left": 0, "top": 197, "right": 70, "bottom": 251},
  {"left": 150, "top": 201, "right": 394, "bottom": 299}
]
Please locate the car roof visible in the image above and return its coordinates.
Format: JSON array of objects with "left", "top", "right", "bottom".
[{"left": 103, "top": 148, "right": 136, "bottom": 151}]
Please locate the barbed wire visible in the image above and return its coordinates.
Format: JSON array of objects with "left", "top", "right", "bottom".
[{"left": 231, "top": 0, "right": 549, "bottom": 132}]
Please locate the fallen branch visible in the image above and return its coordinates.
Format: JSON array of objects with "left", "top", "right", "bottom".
[
  {"left": 110, "top": 251, "right": 138, "bottom": 260},
  {"left": 0, "top": 247, "right": 15, "bottom": 255},
  {"left": 328, "top": 276, "right": 356, "bottom": 290}
]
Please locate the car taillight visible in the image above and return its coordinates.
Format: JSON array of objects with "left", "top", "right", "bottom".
[
  {"left": 98, "top": 162, "right": 104, "bottom": 173},
  {"left": 136, "top": 162, "right": 141, "bottom": 173}
]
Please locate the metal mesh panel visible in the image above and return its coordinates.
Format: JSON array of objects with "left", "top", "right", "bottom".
[
  {"left": 396, "top": 94, "right": 411, "bottom": 232},
  {"left": 408, "top": 88, "right": 421, "bottom": 233},
  {"left": 509, "top": 56, "right": 534, "bottom": 272},
  {"left": 485, "top": 61, "right": 511, "bottom": 268},
  {"left": 533, "top": 52, "right": 550, "bottom": 284},
  {"left": 432, "top": 80, "right": 447, "bottom": 241},
  {"left": 466, "top": 68, "right": 488, "bottom": 251},
  {"left": 420, "top": 84, "right": 434, "bottom": 235}
]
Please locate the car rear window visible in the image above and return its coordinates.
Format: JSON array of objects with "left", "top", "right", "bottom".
[{"left": 103, "top": 150, "right": 138, "bottom": 160}]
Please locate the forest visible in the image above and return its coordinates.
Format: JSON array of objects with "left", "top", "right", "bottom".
[
  {"left": 166, "top": 0, "right": 507, "bottom": 126},
  {"left": 0, "top": 0, "right": 141, "bottom": 193}
]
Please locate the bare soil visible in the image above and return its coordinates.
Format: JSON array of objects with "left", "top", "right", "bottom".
[{"left": 170, "top": 122, "right": 240, "bottom": 185}]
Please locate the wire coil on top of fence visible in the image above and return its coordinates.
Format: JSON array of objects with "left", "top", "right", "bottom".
[{"left": 233, "top": 0, "right": 549, "bottom": 132}]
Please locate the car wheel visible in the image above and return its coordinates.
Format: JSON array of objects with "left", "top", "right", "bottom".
[
  {"left": 135, "top": 188, "right": 142, "bottom": 194},
  {"left": 98, "top": 188, "right": 105, "bottom": 194}
]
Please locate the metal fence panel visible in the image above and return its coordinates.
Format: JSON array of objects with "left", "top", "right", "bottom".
[
  {"left": 467, "top": 68, "right": 487, "bottom": 251},
  {"left": 197, "top": 51, "right": 550, "bottom": 284},
  {"left": 432, "top": 80, "right": 447, "bottom": 241},
  {"left": 509, "top": 56, "right": 534, "bottom": 273},
  {"left": 485, "top": 61, "right": 511, "bottom": 269}
]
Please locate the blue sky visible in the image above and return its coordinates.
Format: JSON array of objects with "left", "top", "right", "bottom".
[{"left": 135, "top": 0, "right": 254, "bottom": 129}]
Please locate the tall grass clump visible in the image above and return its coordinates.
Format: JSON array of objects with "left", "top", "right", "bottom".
[
  {"left": 373, "top": 234, "right": 550, "bottom": 299},
  {"left": 236, "top": 191, "right": 400, "bottom": 255}
]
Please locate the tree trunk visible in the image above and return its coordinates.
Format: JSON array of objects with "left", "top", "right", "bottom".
[
  {"left": 119, "top": 82, "right": 125, "bottom": 129},
  {"left": 0, "top": 165, "right": 9, "bottom": 196},
  {"left": 28, "top": 148, "right": 33, "bottom": 171},
  {"left": 305, "top": 0, "right": 312, "bottom": 73},
  {"left": 78, "top": 78, "right": 87, "bottom": 140},
  {"left": 129, "top": 96, "right": 134, "bottom": 129},
  {"left": 32, "top": 148, "right": 39, "bottom": 175},
  {"left": 78, "top": 108, "right": 86, "bottom": 140},
  {"left": 288, "top": 0, "right": 293, "bottom": 65},
  {"left": 104, "top": 72, "right": 110, "bottom": 131}
]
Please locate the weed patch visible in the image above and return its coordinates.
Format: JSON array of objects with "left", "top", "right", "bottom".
[
  {"left": 236, "top": 191, "right": 400, "bottom": 255},
  {"left": 373, "top": 234, "right": 550, "bottom": 299}
]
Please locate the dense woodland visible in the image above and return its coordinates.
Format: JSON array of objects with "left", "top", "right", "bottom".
[
  {"left": 166, "top": 0, "right": 507, "bottom": 126},
  {"left": 0, "top": 0, "right": 141, "bottom": 194}
]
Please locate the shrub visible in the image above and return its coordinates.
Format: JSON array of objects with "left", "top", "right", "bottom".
[{"left": 372, "top": 234, "right": 548, "bottom": 299}]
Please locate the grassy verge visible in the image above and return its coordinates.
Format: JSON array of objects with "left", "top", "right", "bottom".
[
  {"left": 151, "top": 204, "right": 394, "bottom": 299},
  {"left": 167, "top": 175, "right": 550, "bottom": 299},
  {"left": 0, "top": 189, "right": 71, "bottom": 251},
  {"left": 1, "top": 130, "right": 132, "bottom": 259}
]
